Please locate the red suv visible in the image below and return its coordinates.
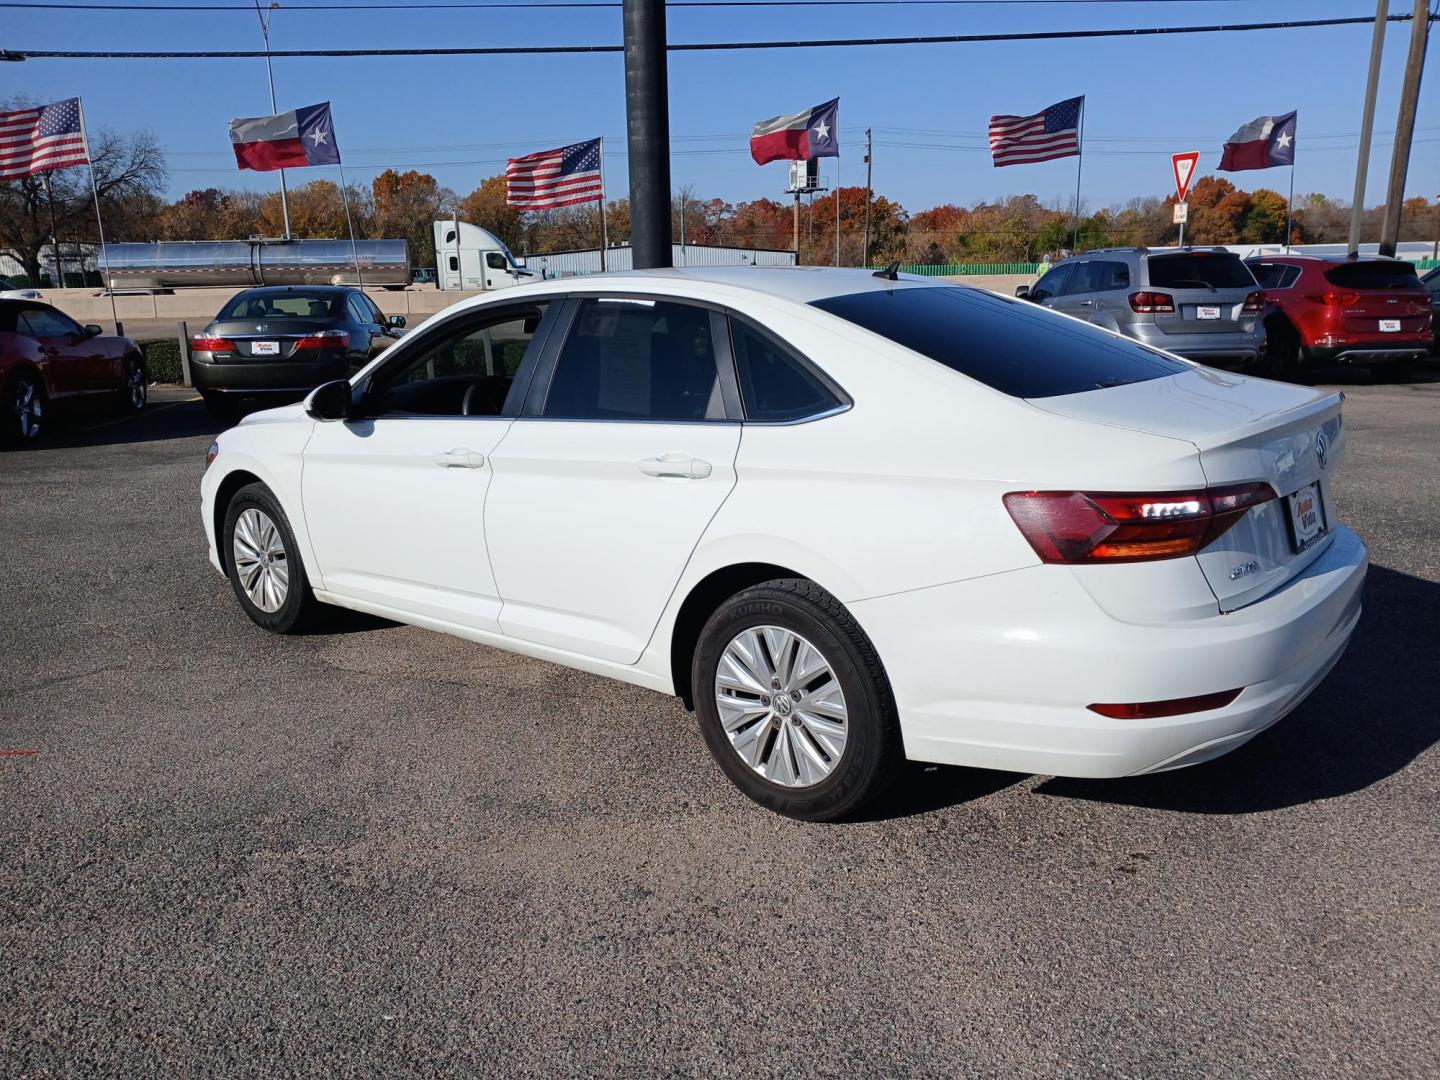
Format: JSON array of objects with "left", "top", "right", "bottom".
[{"left": 1245, "top": 255, "right": 1432, "bottom": 381}]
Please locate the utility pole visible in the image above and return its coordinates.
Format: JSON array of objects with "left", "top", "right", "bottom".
[
  {"left": 622, "top": 0, "right": 672, "bottom": 269},
  {"left": 1348, "top": 0, "right": 1388, "bottom": 254},
  {"left": 862, "top": 127, "right": 873, "bottom": 267},
  {"left": 1378, "top": 0, "right": 1430, "bottom": 257},
  {"left": 255, "top": 1, "right": 291, "bottom": 238}
]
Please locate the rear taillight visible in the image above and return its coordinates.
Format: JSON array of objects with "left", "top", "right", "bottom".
[
  {"left": 1242, "top": 291, "right": 1264, "bottom": 313},
  {"left": 1308, "top": 291, "right": 1362, "bottom": 307},
  {"left": 192, "top": 335, "right": 234, "bottom": 352},
  {"left": 1002, "top": 482, "right": 1276, "bottom": 564},
  {"left": 1128, "top": 291, "right": 1176, "bottom": 314},
  {"left": 295, "top": 330, "right": 349, "bottom": 350}
]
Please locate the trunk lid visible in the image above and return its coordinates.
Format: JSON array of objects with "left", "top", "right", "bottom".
[
  {"left": 205, "top": 317, "right": 340, "bottom": 360},
  {"left": 1143, "top": 252, "right": 1259, "bottom": 337},
  {"left": 1321, "top": 260, "right": 1430, "bottom": 337},
  {"left": 1028, "top": 368, "right": 1345, "bottom": 611}
]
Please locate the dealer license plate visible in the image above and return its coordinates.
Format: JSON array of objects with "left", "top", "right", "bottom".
[
  {"left": 1287, "top": 482, "right": 1326, "bottom": 552},
  {"left": 1378, "top": 319, "right": 1401, "bottom": 333},
  {"left": 1196, "top": 305, "right": 1221, "bottom": 321},
  {"left": 251, "top": 340, "right": 280, "bottom": 356}
]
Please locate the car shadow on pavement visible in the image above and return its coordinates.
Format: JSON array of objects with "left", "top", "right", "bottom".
[
  {"left": 853, "top": 763, "right": 1025, "bottom": 822},
  {"left": 14, "top": 392, "right": 227, "bottom": 452},
  {"left": 1035, "top": 564, "right": 1439, "bottom": 814}
]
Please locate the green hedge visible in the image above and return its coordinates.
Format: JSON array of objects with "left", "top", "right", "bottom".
[{"left": 139, "top": 339, "right": 185, "bottom": 384}]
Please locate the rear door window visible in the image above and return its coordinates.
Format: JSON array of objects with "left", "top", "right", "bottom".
[
  {"left": 542, "top": 298, "right": 729, "bottom": 421},
  {"left": 1146, "top": 254, "right": 1256, "bottom": 290},
  {"left": 730, "top": 319, "right": 843, "bottom": 422},
  {"left": 1323, "top": 261, "right": 1422, "bottom": 290},
  {"left": 810, "top": 286, "right": 1188, "bottom": 399}
]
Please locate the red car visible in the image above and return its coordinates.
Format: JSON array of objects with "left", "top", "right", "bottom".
[
  {"left": 1245, "top": 255, "right": 1432, "bottom": 381},
  {"left": 2, "top": 299, "right": 147, "bottom": 444}
]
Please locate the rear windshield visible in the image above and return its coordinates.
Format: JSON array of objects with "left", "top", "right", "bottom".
[
  {"left": 1146, "top": 253, "right": 1255, "bottom": 290},
  {"left": 1323, "top": 261, "right": 1421, "bottom": 290},
  {"left": 810, "top": 286, "right": 1188, "bottom": 399},
  {"left": 218, "top": 291, "right": 344, "bottom": 320}
]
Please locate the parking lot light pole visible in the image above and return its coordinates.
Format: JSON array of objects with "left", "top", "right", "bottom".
[
  {"left": 623, "top": 0, "right": 673, "bottom": 269},
  {"left": 1377, "top": 0, "right": 1430, "bottom": 258}
]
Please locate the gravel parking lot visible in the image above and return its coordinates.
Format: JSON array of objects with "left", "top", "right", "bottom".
[{"left": 2, "top": 373, "right": 1437, "bottom": 1078}]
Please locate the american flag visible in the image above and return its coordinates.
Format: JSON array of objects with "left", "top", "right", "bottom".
[
  {"left": 505, "top": 137, "right": 603, "bottom": 210},
  {"left": 988, "top": 96, "right": 1083, "bottom": 168},
  {"left": 0, "top": 98, "right": 91, "bottom": 181}
]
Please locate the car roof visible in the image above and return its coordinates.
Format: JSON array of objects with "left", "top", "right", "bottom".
[
  {"left": 230, "top": 284, "right": 355, "bottom": 297},
  {"left": 1244, "top": 253, "right": 1416, "bottom": 265},
  {"left": 511, "top": 265, "right": 947, "bottom": 306}
]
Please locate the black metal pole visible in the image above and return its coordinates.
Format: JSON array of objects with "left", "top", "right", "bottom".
[{"left": 623, "top": 0, "right": 672, "bottom": 269}]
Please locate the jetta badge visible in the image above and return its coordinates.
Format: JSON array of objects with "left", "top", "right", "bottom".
[{"left": 1315, "top": 430, "right": 1329, "bottom": 470}]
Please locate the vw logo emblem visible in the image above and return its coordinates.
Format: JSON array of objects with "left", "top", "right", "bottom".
[{"left": 1315, "top": 430, "right": 1329, "bottom": 470}]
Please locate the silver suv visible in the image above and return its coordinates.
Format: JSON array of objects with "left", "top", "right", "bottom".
[{"left": 1019, "top": 247, "right": 1266, "bottom": 367}]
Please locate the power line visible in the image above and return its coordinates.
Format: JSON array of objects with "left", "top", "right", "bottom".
[
  {"left": 0, "top": 0, "right": 1312, "bottom": 9},
  {"left": 7, "top": 13, "right": 1424, "bottom": 57}
]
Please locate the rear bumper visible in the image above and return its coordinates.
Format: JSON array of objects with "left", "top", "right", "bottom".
[
  {"left": 1304, "top": 342, "right": 1429, "bottom": 366},
  {"left": 1130, "top": 324, "right": 1266, "bottom": 364},
  {"left": 190, "top": 352, "right": 348, "bottom": 393},
  {"left": 850, "top": 525, "right": 1368, "bottom": 779}
]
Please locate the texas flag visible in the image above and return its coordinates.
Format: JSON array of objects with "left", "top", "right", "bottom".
[
  {"left": 1218, "top": 110, "right": 1296, "bottom": 172},
  {"left": 229, "top": 102, "right": 340, "bottom": 172},
  {"left": 749, "top": 98, "right": 839, "bottom": 165}
]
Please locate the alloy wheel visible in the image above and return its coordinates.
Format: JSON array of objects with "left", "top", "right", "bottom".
[
  {"left": 128, "top": 362, "right": 146, "bottom": 409},
  {"left": 715, "top": 625, "right": 848, "bottom": 788},
  {"left": 13, "top": 377, "right": 41, "bottom": 440},
  {"left": 232, "top": 508, "right": 289, "bottom": 613}
]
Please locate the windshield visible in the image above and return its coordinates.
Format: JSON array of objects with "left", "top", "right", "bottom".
[
  {"left": 1146, "top": 253, "right": 1256, "bottom": 290},
  {"left": 1324, "top": 261, "right": 1422, "bottom": 290},
  {"left": 810, "top": 286, "right": 1188, "bottom": 398},
  {"left": 218, "top": 291, "right": 344, "bottom": 320}
]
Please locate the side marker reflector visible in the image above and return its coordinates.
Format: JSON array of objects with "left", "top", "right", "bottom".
[{"left": 1087, "top": 688, "right": 1243, "bottom": 720}]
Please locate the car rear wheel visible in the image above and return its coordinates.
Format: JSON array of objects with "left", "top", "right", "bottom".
[
  {"left": 222, "top": 482, "right": 320, "bottom": 633},
  {"left": 1259, "top": 319, "right": 1300, "bottom": 381},
  {"left": 692, "top": 579, "right": 903, "bottom": 821},
  {"left": 5, "top": 371, "right": 44, "bottom": 444}
]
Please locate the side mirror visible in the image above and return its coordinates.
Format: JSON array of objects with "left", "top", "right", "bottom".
[
  {"left": 387, "top": 314, "right": 406, "bottom": 329},
  {"left": 1014, "top": 287, "right": 1031, "bottom": 300},
  {"left": 84, "top": 324, "right": 104, "bottom": 337},
  {"left": 305, "top": 379, "right": 353, "bottom": 422}
]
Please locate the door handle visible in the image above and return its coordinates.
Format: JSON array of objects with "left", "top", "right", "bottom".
[
  {"left": 1078, "top": 299, "right": 1094, "bottom": 307},
  {"left": 638, "top": 453, "right": 712, "bottom": 479},
  {"left": 433, "top": 448, "right": 485, "bottom": 469}
]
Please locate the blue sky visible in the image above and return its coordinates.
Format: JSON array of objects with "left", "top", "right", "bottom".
[{"left": 4, "top": 0, "right": 1436, "bottom": 215}]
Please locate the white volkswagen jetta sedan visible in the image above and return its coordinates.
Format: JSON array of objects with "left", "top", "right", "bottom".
[{"left": 200, "top": 267, "right": 1367, "bottom": 820}]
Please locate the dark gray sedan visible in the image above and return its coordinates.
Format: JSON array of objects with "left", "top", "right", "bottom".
[{"left": 191, "top": 285, "right": 405, "bottom": 417}]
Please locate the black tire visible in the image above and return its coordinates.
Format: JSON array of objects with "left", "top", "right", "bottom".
[
  {"left": 221, "top": 482, "right": 320, "bottom": 634},
  {"left": 119, "top": 355, "right": 147, "bottom": 414},
  {"left": 1259, "top": 319, "right": 1300, "bottom": 381},
  {"left": 692, "top": 578, "right": 903, "bottom": 821},
  {"left": 4, "top": 368, "right": 45, "bottom": 445}
]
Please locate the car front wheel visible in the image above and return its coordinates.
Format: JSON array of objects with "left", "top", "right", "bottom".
[
  {"left": 692, "top": 579, "right": 903, "bottom": 821},
  {"left": 122, "top": 356, "right": 147, "bottom": 413},
  {"left": 222, "top": 482, "right": 320, "bottom": 633},
  {"left": 6, "top": 371, "right": 44, "bottom": 444}
]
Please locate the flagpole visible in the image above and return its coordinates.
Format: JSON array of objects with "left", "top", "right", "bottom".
[
  {"left": 1071, "top": 96, "right": 1085, "bottom": 253},
  {"left": 255, "top": 0, "right": 292, "bottom": 237},
  {"left": 335, "top": 158, "right": 364, "bottom": 288},
  {"left": 598, "top": 136, "right": 609, "bottom": 272},
  {"left": 76, "top": 99, "right": 120, "bottom": 335},
  {"left": 1285, "top": 162, "right": 1295, "bottom": 253}
]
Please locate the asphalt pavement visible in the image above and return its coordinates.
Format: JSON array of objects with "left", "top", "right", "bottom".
[{"left": 2, "top": 374, "right": 1437, "bottom": 1078}]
